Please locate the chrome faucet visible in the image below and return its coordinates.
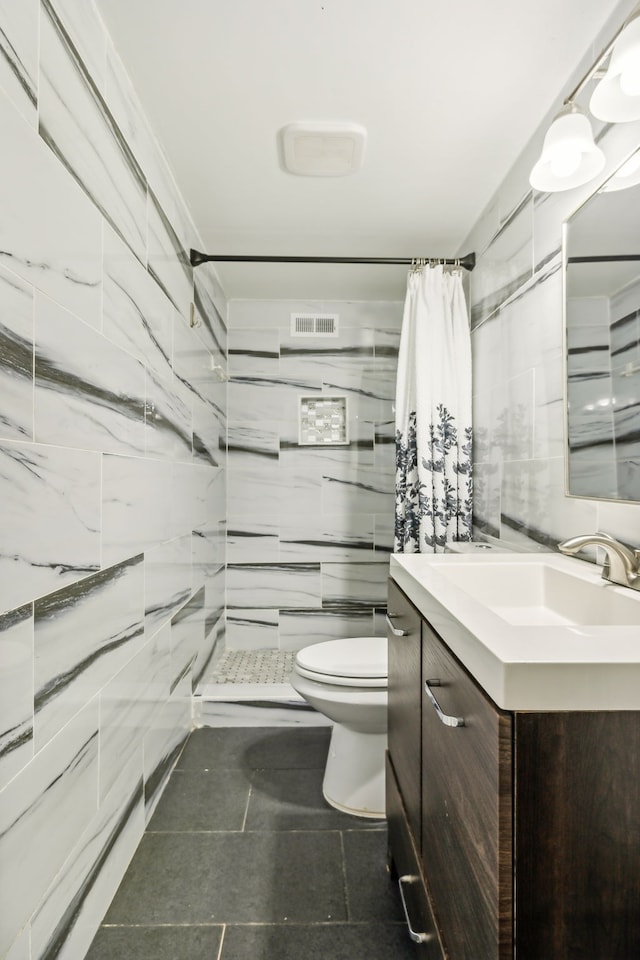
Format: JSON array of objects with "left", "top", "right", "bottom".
[{"left": 558, "top": 531, "right": 640, "bottom": 591}]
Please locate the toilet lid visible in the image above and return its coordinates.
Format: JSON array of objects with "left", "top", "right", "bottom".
[{"left": 295, "top": 636, "right": 387, "bottom": 682}]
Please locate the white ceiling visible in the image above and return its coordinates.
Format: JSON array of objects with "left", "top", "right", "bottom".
[{"left": 95, "top": 0, "right": 620, "bottom": 302}]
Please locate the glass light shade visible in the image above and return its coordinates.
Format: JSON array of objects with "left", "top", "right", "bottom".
[
  {"left": 529, "top": 106, "right": 605, "bottom": 192},
  {"left": 589, "top": 13, "right": 640, "bottom": 121}
]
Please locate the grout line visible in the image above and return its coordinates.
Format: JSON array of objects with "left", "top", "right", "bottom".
[
  {"left": 338, "top": 830, "right": 352, "bottom": 922},
  {"left": 216, "top": 924, "right": 226, "bottom": 960},
  {"left": 241, "top": 783, "right": 252, "bottom": 831}
]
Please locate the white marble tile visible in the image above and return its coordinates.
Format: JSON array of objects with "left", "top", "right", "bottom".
[
  {"left": 50, "top": 0, "right": 108, "bottom": 93},
  {"left": 102, "top": 223, "right": 174, "bottom": 378},
  {"left": 0, "top": 700, "right": 99, "bottom": 959},
  {"left": 147, "top": 189, "right": 193, "bottom": 317},
  {"left": 374, "top": 512, "right": 395, "bottom": 555},
  {"left": 504, "top": 370, "right": 534, "bottom": 462},
  {"left": 226, "top": 609, "right": 279, "bottom": 651},
  {"left": 31, "top": 754, "right": 145, "bottom": 960},
  {"left": 39, "top": 0, "right": 147, "bottom": 261},
  {"left": 99, "top": 623, "right": 171, "bottom": 802},
  {"left": 321, "top": 460, "right": 394, "bottom": 516},
  {"left": 0, "top": 602, "right": 33, "bottom": 790},
  {"left": 5, "top": 926, "right": 29, "bottom": 960},
  {"left": 533, "top": 351, "right": 565, "bottom": 460},
  {"left": 226, "top": 519, "right": 280, "bottom": 563},
  {"left": 279, "top": 513, "right": 376, "bottom": 562},
  {"left": 0, "top": 264, "right": 34, "bottom": 443},
  {"left": 195, "top": 695, "right": 326, "bottom": 729},
  {"left": 0, "top": 440, "right": 101, "bottom": 612},
  {"left": 0, "top": 88, "right": 102, "bottom": 323},
  {"left": 228, "top": 328, "right": 280, "bottom": 378},
  {"left": 101, "top": 454, "right": 176, "bottom": 568},
  {"left": 144, "top": 366, "right": 193, "bottom": 460},
  {"left": 192, "top": 524, "right": 224, "bottom": 593},
  {"left": 144, "top": 535, "right": 192, "bottom": 638},
  {"left": 227, "top": 378, "right": 287, "bottom": 424},
  {"left": 168, "top": 589, "right": 202, "bottom": 686},
  {"left": 226, "top": 563, "right": 322, "bottom": 610},
  {"left": 279, "top": 607, "right": 377, "bottom": 650},
  {"left": 34, "top": 292, "right": 147, "bottom": 454},
  {"left": 502, "top": 257, "right": 563, "bottom": 379},
  {"left": 321, "top": 562, "right": 389, "bottom": 606},
  {"left": 34, "top": 555, "right": 144, "bottom": 751},
  {"left": 172, "top": 460, "right": 224, "bottom": 531},
  {"left": 472, "top": 460, "right": 502, "bottom": 540},
  {"left": 193, "top": 269, "right": 228, "bottom": 362},
  {"left": 0, "top": 0, "right": 38, "bottom": 126},
  {"left": 142, "top": 694, "right": 190, "bottom": 821}
]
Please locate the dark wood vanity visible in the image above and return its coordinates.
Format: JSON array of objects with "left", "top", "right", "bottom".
[{"left": 386, "top": 577, "right": 640, "bottom": 959}]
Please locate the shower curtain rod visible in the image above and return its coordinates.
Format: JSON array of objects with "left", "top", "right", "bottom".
[
  {"left": 189, "top": 249, "right": 476, "bottom": 271},
  {"left": 568, "top": 254, "right": 640, "bottom": 264}
]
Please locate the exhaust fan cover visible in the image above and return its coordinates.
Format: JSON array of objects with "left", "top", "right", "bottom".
[{"left": 280, "top": 122, "right": 366, "bottom": 176}]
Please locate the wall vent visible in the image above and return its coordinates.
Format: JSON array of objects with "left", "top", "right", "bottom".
[{"left": 291, "top": 313, "right": 339, "bottom": 337}]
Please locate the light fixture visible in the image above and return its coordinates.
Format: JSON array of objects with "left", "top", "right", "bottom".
[
  {"left": 529, "top": 103, "right": 605, "bottom": 193},
  {"left": 590, "top": 7, "right": 640, "bottom": 122},
  {"left": 601, "top": 148, "right": 640, "bottom": 191},
  {"left": 530, "top": 5, "right": 640, "bottom": 193}
]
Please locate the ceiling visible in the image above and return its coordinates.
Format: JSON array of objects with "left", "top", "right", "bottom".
[{"left": 95, "top": 0, "right": 620, "bottom": 302}]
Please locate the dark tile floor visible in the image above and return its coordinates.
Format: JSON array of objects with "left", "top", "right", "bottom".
[{"left": 86, "top": 726, "right": 419, "bottom": 960}]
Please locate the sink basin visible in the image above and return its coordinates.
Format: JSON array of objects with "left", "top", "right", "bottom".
[
  {"left": 435, "top": 559, "right": 640, "bottom": 626},
  {"left": 389, "top": 551, "right": 640, "bottom": 711}
]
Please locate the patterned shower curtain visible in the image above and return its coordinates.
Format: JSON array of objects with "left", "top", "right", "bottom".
[{"left": 394, "top": 263, "right": 473, "bottom": 553}]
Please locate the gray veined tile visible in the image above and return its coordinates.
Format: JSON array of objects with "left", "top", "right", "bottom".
[
  {"left": 279, "top": 607, "right": 377, "bottom": 649},
  {"left": 0, "top": 602, "right": 33, "bottom": 791},
  {"left": 0, "top": 89, "right": 102, "bottom": 323},
  {"left": 144, "top": 367, "right": 193, "bottom": 460},
  {"left": 99, "top": 624, "right": 172, "bottom": 803},
  {"left": 193, "top": 270, "right": 228, "bottom": 361},
  {"left": 321, "top": 562, "right": 389, "bottom": 606},
  {"left": 48, "top": 0, "right": 108, "bottom": 93},
  {"left": 39, "top": 0, "right": 147, "bottom": 261},
  {"left": 226, "top": 563, "right": 322, "bottom": 610},
  {"left": 226, "top": 609, "right": 279, "bottom": 651},
  {"left": 33, "top": 555, "right": 145, "bottom": 751},
  {"left": 142, "top": 695, "right": 190, "bottom": 820},
  {"left": 34, "top": 292, "right": 147, "bottom": 455},
  {"left": 0, "top": 440, "right": 101, "bottom": 614},
  {"left": 0, "top": 264, "right": 34, "bottom": 443},
  {"left": 102, "top": 224, "right": 174, "bottom": 380},
  {"left": 5, "top": 926, "right": 29, "bottom": 960},
  {"left": 228, "top": 328, "right": 280, "bottom": 378},
  {"left": 226, "top": 519, "right": 280, "bottom": 563},
  {"left": 192, "top": 524, "right": 225, "bottom": 593},
  {"left": 279, "top": 513, "right": 376, "bottom": 562},
  {"left": 147, "top": 189, "right": 193, "bottom": 317},
  {"left": 145, "top": 535, "right": 192, "bottom": 638},
  {"left": 321, "top": 461, "right": 395, "bottom": 516},
  {"left": 0, "top": 700, "right": 99, "bottom": 959},
  {"left": 0, "top": 0, "right": 38, "bottom": 125},
  {"left": 31, "top": 754, "right": 145, "bottom": 960}
]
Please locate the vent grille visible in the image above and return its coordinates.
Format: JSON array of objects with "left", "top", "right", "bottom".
[{"left": 291, "top": 313, "right": 339, "bottom": 337}]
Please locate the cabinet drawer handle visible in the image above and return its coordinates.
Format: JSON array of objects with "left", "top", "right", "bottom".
[
  {"left": 398, "top": 874, "right": 432, "bottom": 944},
  {"left": 424, "top": 679, "right": 465, "bottom": 727},
  {"left": 386, "top": 614, "right": 409, "bottom": 636}
]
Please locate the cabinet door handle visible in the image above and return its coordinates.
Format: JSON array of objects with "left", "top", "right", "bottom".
[
  {"left": 424, "top": 679, "right": 465, "bottom": 727},
  {"left": 386, "top": 613, "right": 409, "bottom": 636},
  {"left": 398, "top": 875, "right": 432, "bottom": 944}
]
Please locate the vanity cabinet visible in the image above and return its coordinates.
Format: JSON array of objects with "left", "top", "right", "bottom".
[{"left": 387, "top": 578, "right": 640, "bottom": 960}]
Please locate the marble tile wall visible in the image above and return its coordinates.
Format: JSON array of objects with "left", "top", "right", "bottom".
[
  {"left": 464, "top": 0, "right": 640, "bottom": 550},
  {"left": 0, "top": 2, "right": 227, "bottom": 957},
  {"left": 226, "top": 300, "right": 402, "bottom": 649}
]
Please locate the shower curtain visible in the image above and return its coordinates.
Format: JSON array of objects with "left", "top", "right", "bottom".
[{"left": 394, "top": 263, "right": 472, "bottom": 553}]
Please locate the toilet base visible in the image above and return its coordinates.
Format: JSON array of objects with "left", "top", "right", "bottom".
[{"left": 322, "top": 724, "right": 386, "bottom": 819}]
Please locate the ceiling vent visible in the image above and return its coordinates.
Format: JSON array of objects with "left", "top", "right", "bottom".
[
  {"left": 280, "top": 122, "right": 366, "bottom": 176},
  {"left": 291, "top": 312, "right": 339, "bottom": 337}
]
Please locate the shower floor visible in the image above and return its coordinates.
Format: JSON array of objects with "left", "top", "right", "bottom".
[{"left": 204, "top": 649, "right": 296, "bottom": 685}]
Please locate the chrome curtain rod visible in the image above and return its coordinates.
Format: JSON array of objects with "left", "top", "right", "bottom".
[{"left": 189, "top": 249, "right": 476, "bottom": 271}]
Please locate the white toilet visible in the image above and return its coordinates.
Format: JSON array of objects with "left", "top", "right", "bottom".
[{"left": 290, "top": 636, "right": 387, "bottom": 819}]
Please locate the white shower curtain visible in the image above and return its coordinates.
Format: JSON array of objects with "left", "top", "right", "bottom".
[{"left": 394, "top": 263, "right": 472, "bottom": 553}]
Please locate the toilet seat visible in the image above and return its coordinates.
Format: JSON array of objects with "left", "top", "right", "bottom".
[{"left": 294, "top": 636, "right": 387, "bottom": 688}]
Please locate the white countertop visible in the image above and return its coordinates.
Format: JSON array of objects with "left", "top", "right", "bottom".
[{"left": 390, "top": 551, "right": 640, "bottom": 711}]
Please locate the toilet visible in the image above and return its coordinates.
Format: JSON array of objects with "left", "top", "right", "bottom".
[{"left": 290, "top": 636, "right": 387, "bottom": 819}]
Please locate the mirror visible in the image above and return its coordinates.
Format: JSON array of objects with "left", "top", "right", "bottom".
[{"left": 564, "top": 148, "right": 640, "bottom": 502}]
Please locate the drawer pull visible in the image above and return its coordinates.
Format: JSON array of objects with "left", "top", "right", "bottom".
[
  {"left": 398, "top": 875, "right": 432, "bottom": 944},
  {"left": 386, "top": 614, "right": 409, "bottom": 636},
  {"left": 425, "top": 679, "right": 465, "bottom": 727}
]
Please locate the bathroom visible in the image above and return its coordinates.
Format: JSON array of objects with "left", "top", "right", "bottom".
[{"left": 2, "top": 0, "right": 640, "bottom": 957}]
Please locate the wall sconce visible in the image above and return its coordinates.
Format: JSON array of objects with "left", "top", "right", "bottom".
[
  {"left": 530, "top": 4, "right": 640, "bottom": 193},
  {"left": 529, "top": 103, "right": 604, "bottom": 192}
]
